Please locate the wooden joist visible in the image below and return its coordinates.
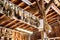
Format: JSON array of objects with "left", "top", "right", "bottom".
[
  {"left": 10, "top": 22, "right": 22, "bottom": 28},
  {"left": 22, "top": 25, "right": 29, "bottom": 29},
  {"left": 49, "top": 20, "right": 57, "bottom": 25},
  {"left": 18, "top": 2, "right": 27, "bottom": 8},
  {"left": 11, "top": 0, "right": 22, "bottom": 4},
  {"left": 47, "top": 14, "right": 58, "bottom": 20},
  {"left": 0, "top": 14, "right": 38, "bottom": 32},
  {"left": 20, "top": 24, "right": 27, "bottom": 28},
  {"left": 0, "top": 19, "right": 14, "bottom": 26},
  {"left": 24, "top": 1, "right": 36, "bottom": 10},
  {"left": 47, "top": 18, "right": 57, "bottom": 23},
  {"left": 10, "top": 0, "right": 41, "bottom": 19},
  {"left": 26, "top": 27, "right": 34, "bottom": 31},
  {"left": 37, "top": 15, "right": 41, "bottom": 18},
  {"left": 46, "top": 12, "right": 55, "bottom": 18},
  {"left": 0, "top": 14, "right": 6, "bottom": 19},
  {"left": 12, "top": 22, "right": 24, "bottom": 29},
  {"left": 5, "top": 20, "right": 17, "bottom": 27},
  {"left": 45, "top": 3, "right": 60, "bottom": 25}
]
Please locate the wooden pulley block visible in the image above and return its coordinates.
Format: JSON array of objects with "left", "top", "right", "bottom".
[{"left": 54, "top": 0, "right": 60, "bottom": 6}]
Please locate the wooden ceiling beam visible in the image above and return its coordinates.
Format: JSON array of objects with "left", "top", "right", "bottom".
[
  {"left": 24, "top": 1, "right": 36, "bottom": 10},
  {"left": 10, "top": 0, "right": 41, "bottom": 19},
  {"left": 47, "top": 18, "right": 57, "bottom": 23},
  {"left": 47, "top": 14, "right": 58, "bottom": 20},
  {"left": 35, "top": 0, "right": 43, "bottom": 16},
  {"left": 22, "top": 25, "right": 29, "bottom": 29},
  {"left": 34, "top": 12, "right": 39, "bottom": 15},
  {"left": 18, "top": 24, "right": 25, "bottom": 28},
  {"left": 26, "top": 27, "right": 34, "bottom": 31},
  {"left": 12, "top": 22, "right": 24, "bottom": 29},
  {"left": 11, "top": 0, "right": 22, "bottom": 4},
  {"left": 11, "top": 0, "right": 18, "bottom": 3},
  {"left": 10, "top": 22, "right": 21, "bottom": 28},
  {"left": 0, "top": 19, "right": 14, "bottom": 26},
  {"left": 31, "top": 27, "right": 37, "bottom": 31},
  {"left": 5, "top": 20, "right": 17, "bottom": 27},
  {"left": 18, "top": 1, "right": 36, "bottom": 8},
  {"left": 51, "top": 3, "right": 60, "bottom": 15},
  {"left": 0, "top": 14, "right": 6, "bottom": 19},
  {"left": 34, "top": 13, "right": 41, "bottom": 16},
  {"left": 0, "top": 13, "right": 38, "bottom": 32},
  {"left": 49, "top": 20, "right": 57, "bottom": 25},
  {"left": 20, "top": 24, "right": 27, "bottom": 28},
  {"left": 46, "top": 12, "right": 55, "bottom": 18},
  {"left": 37, "top": 15, "right": 41, "bottom": 18},
  {"left": 18, "top": 2, "right": 27, "bottom": 8},
  {"left": 46, "top": 3, "right": 60, "bottom": 15},
  {"left": 7, "top": 21, "right": 20, "bottom": 28}
]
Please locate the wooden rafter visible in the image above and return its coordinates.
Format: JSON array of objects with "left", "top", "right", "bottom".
[{"left": 0, "top": 13, "right": 38, "bottom": 32}]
